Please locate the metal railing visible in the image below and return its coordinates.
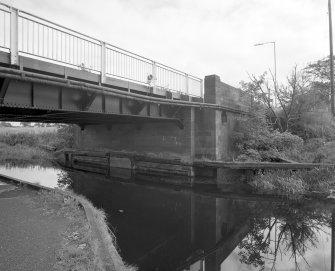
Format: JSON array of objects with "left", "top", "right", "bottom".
[
  {"left": 0, "top": 3, "right": 203, "bottom": 97},
  {"left": 0, "top": 5, "right": 10, "bottom": 50}
]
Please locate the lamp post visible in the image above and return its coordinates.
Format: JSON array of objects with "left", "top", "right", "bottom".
[
  {"left": 254, "top": 41, "right": 277, "bottom": 106},
  {"left": 329, "top": 0, "right": 335, "bottom": 116}
]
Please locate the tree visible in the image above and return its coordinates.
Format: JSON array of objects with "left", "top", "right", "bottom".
[
  {"left": 241, "top": 66, "right": 308, "bottom": 132},
  {"left": 303, "top": 56, "right": 331, "bottom": 107},
  {"left": 240, "top": 72, "right": 282, "bottom": 130}
]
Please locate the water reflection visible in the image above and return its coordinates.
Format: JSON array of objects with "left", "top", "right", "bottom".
[
  {"left": 233, "top": 202, "right": 332, "bottom": 271},
  {"left": 0, "top": 165, "right": 63, "bottom": 188},
  {"left": 0, "top": 165, "right": 333, "bottom": 270},
  {"left": 65, "top": 171, "right": 333, "bottom": 271}
]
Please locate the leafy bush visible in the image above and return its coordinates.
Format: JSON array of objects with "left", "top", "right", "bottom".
[
  {"left": 53, "top": 125, "right": 75, "bottom": 150},
  {"left": 234, "top": 149, "right": 262, "bottom": 162},
  {"left": 271, "top": 131, "right": 303, "bottom": 151},
  {"left": 309, "top": 140, "right": 335, "bottom": 163},
  {"left": 234, "top": 112, "right": 303, "bottom": 162},
  {"left": 295, "top": 112, "right": 335, "bottom": 140},
  {"left": 0, "top": 132, "right": 39, "bottom": 147},
  {"left": 303, "top": 138, "right": 325, "bottom": 152},
  {"left": 0, "top": 125, "right": 75, "bottom": 150}
]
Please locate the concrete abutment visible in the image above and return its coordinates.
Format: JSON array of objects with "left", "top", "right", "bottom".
[{"left": 69, "top": 75, "right": 250, "bottom": 184}]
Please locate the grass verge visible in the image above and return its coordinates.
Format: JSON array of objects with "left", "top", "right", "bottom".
[
  {"left": 33, "top": 190, "right": 135, "bottom": 271},
  {"left": 0, "top": 125, "right": 75, "bottom": 166},
  {"left": 0, "top": 142, "right": 54, "bottom": 166}
]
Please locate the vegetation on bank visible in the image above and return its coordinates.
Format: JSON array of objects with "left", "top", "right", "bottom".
[
  {"left": 0, "top": 124, "right": 74, "bottom": 166},
  {"left": 236, "top": 57, "right": 335, "bottom": 197},
  {"left": 233, "top": 109, "right": 304, "bottom": 163},
  {"left": 32, "top": 189, "right": 134, "bottom": 270},
  {"left": 0, "top": 142, "right": 53, "bottom": 166}
]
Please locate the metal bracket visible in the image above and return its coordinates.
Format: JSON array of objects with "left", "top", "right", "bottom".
[{"left": 0, "top": 79, "right": 10, "bottom": 104}]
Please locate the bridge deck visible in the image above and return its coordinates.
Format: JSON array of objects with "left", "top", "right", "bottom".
[
  {"left": 0, "top": 51, "right": 202, "bottom": 102},
  {"left": 0, "top": 2, "right": 251, "bottom": 128}
]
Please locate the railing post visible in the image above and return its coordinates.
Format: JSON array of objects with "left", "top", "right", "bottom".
[
  {"left": 185, "top": 74, "right": 189, "bottom": 95},
  {"left": 100, "top": 41, "right": 106, "bottom": 84},
  {"left": 152, "top": 61, "right": 157, "bottom": 94},
  {"left": 10, "top": 7, "right": 19, "bottom": 66},
  {"left": 200, "top": 79, "right": 204, "bottom": 100}
]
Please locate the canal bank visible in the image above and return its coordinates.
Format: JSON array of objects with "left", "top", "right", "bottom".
[
  {"left": 0, "top": 174, "right": 134, "bottom": 271},
  {"left": 1, "top": 165, "right": 335, "bottom": 270}
]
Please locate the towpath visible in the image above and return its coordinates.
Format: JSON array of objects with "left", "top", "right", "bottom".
[{"left": 0, "top": 181, "right": 69, "bottom": 271}]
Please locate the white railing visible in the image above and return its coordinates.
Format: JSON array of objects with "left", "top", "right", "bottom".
[
  {"left": 0, "top": 5, "right": 10, "bottom": 50},
  {"left": 0, "top": 3, "right": 203, "bottom": 97}
]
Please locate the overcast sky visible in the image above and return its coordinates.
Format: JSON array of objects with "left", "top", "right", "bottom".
[{"left": 2, "top": 0, "right": 331, "bottom": 87}]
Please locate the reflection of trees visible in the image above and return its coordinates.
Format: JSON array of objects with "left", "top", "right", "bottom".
[
  {"left": 57, "top": 171, "right": 73, "bottom": 189},
  {"left": 238, "top": 203, "right": 332, "bottom": 271}
]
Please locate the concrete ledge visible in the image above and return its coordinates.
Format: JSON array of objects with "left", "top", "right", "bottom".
[
  {"left": 0, "top": 173, "right": 124, "bottom": 271},
  {"left": 193, "top": 161, "right": 335, "bottom": 169}
]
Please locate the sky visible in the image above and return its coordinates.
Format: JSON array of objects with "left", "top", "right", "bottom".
[{"left": 1, "top": 0, "right": 331, "bottom": 88}]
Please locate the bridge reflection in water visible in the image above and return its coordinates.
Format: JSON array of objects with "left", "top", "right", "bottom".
[{"left": 57, "top": 170, "right": 333, "bottom": 271}]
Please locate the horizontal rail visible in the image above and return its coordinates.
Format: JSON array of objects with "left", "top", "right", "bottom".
[{"left": 0, "top": 2, "right": 203, "bottom": 97}]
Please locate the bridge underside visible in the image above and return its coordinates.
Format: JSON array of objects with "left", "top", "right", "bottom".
[
  {"left": 0, "top": 106, "right": 183, "bottom": 127},
  {"left": 0, "top": 75, "right": 184, "bottom": 128}
]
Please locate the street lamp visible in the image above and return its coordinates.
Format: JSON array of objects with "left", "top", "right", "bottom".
[
  {"left": 329, "top": 0, "right": 335, "bottom": 116},
  {"left": 254, "top": 41, "right": 277, "bottom": 106}
]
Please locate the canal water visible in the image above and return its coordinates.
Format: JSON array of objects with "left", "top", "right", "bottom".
[{"left": 0, "top": 165, "right": 334, "bottom": 271}]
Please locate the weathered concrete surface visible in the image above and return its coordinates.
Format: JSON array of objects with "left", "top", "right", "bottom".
[
  {"left": 0, "top": 182, "right": 69, "bottom": 271},
  {"left": 75, "top": 107, "right": 194, "bottom": 159},
  {"left": 75, "top": 75, "right": 250, "bottom": 163},
  {"left": 196, "top": 75, "right": 250, "bottom": 161}
]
